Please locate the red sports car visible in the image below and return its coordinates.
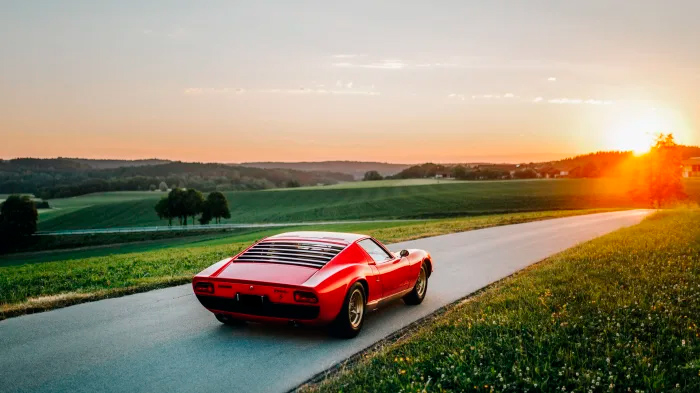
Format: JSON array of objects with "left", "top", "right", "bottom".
[{"left": 193, "top": 231, "right": 432, "bottom": 338}]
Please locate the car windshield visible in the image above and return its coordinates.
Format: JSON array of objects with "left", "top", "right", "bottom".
[{"left": 358, "top": 239, "right": 393, "bottom": 263}]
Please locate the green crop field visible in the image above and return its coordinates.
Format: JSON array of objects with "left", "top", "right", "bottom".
[
  {"left": 37, "top": 178, "right": 700, "bottom": 231},
  {"left": 39, "top": 191, "right": 163, "bottom": 221},
  {"left": 301, "top": 209, "right": 700, "bottom": 393},
  {"left": 264, "top": 178, "right": 468, "bottom": 190},
  {"left": 1, "top": 209, "right": 611, "bottom": 319}
]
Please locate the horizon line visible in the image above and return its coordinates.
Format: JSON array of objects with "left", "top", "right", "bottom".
[{"left": 0, "top": 148, "right": 655, "bottom": 166}]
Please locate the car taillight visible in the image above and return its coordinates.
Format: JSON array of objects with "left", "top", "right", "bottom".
[
  {"left": 194, "top": 282, "right": 214, "bottom": 294},
  {"left": 293, "top": 291, "right": 318, "bottom": 304}
]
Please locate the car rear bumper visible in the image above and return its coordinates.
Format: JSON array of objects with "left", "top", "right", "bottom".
[
  {"left": 196, "top": 294, "right": 321, "bottom": 322},
  {"left": 192, "top": 277, "right": 347, "bottom": 325}
]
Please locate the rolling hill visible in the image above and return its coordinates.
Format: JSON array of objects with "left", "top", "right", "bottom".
[
  {"left": 39, "top": 178, "right": 700, "bottom": 231},
  {"left": 242, "top": 161, "right": 411, "bottom": 179}
]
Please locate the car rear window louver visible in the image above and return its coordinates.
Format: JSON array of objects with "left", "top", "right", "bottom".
[{"left": 235, "top": 241, "right": 346, "bottom": 268}]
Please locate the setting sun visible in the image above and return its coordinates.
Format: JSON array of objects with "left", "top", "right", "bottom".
[{"left": 604, "top": 107, "right": 688, "bottom": 155}]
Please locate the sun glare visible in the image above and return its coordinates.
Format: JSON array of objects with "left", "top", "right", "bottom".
[{"left": 604, "top": 107, "right": 686, "bottom": 155}]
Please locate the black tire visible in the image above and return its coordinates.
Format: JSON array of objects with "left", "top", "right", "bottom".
[
  {"left": 215, "top": 313, "right": 246, "bottom": 326},
  {"left": 403, "top": 263, "right": 428, "bottom": 305},
  {"left": 330, "top": 283, "right": 366, "bottom": 338}
]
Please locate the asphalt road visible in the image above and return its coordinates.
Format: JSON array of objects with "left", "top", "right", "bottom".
[{"left": 1, "top": 210, "right": 652, "bottom": 393}]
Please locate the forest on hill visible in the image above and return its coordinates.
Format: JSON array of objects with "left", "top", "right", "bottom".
[
  {"left": 390, "top": 145, "right": 700, "bottom": 180},
  {"left": 243, "top": 161, "right": 410, "bottom": 179},
  {"left": 0, "top": 159, "right": 353, "bottom": 199}
]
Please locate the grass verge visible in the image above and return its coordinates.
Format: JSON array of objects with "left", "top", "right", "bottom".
[
  {"left": 298, "top": 209, "right": 700, "bottom": 393},
  {"left": 0, "top": 227, "right": 250, "bottom": 256},
  {"left": 0, "top": 209, "right": 615, "bottom": 319}
]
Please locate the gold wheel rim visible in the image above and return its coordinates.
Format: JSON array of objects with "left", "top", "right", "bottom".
[
  {"left": 416, "top": 266, "right": 427, "bottom": 297},
  {"left": 348, "top": 289, "right": 364, "bottom": 328}
]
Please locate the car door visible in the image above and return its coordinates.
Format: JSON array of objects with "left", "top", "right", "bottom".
[{"left": 357, "top": 238, "right": 409, "bottom": 298}]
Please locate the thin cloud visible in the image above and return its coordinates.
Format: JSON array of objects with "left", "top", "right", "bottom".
[
  {"left": 470, "top": 93, "right": 518, "bottom": 100},
  {"left": 333, "top": 59, "right": 406, "bottom": 70},
  {"left": 332, "top": 54, "right": 367, "bottom": 59},
  {"left": 258, "top": 88, "right": 379, "bottom": 96},
  {"left": 415, "top": 62, "right": 459, "bottom": 68},
  {"left": 547, "top": 98, "right": 613, "bottom": 105},
  {"left": 548, "top": 77, "right": 557, "bottom": 82},
  {"left": 333, "top": 60, "right": 462, "bottom": 70}
]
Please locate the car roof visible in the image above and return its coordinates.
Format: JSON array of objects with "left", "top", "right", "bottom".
[{"left": 264, "top": 231, "right": 368, "bottom": 244}]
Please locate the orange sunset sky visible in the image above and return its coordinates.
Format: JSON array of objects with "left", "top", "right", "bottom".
[{"left": 1, "top": 1, "right": 699, "bottom": 164}]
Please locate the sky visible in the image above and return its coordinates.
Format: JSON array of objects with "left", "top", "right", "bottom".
[{"left": 1, "top": 0, "right": 699, "bottom": 164}]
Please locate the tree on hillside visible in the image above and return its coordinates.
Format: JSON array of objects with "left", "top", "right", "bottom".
[
  {"left": 0, "top": 195, "right": 38, "bottom": 241},
  {"left": 513, "top": 168, "right": 538, "bottom": 179},
  {"left": 183, "top": 189, "right": 204, "bottom": 225},
  {"left": 154, "top": 188, "right": 206, "bottom": 225},
  {"left": 648, "top": 133, "right": 686, "bottom": 207},
  {"left": 286, "top": 180, "right": 301, "bottom": 188},
  {"left": 167, "top": 188, "right": 187, "bottom": 225},
  {"left": 452, "top": 165, "right": 467, "bottom": 179},
  {"left": 581, "top": 162, "right": 599, "bottom": 178},
  {"left": 154, "top": 197, "right": 173, "bottom": 226},
  {"left": 363, "top": 170, "right": 383, "bottom": 181},
  {"left": 158, "top": 182, "right": 168, "bottom": 192},
  {"left": 200, "top": 192, "right": 231, "bottom": 225},
  {"left": 199, "top": 208, "right": 213, "bottom": 225},
  {"left": 206, "top": 192, "right": 231, "bottom": 224},
  {"left": 149, "top": 184, "right": 157, "bottom": 191}
]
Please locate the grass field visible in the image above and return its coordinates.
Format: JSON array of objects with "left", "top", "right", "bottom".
[
  {"left": 1, "top": 225, "right": 274, "bottom": 259},
  {"left": 265, "top": 178, "right": 468, "bottom": 190},
  {"left": 37, "top": 178, "right": 700, "bottom": 231},
  {"left": 301, "top": 209, "right": 700, "bottom": 393},
  {"left": 0, "top": 209, "right": 613, "bottom": 319},
  {"left": 39, "top": 191, "right": 162, "bottom": 221},
  {"left": 0, "top": 229, "right": 260, "bottom": 267}
]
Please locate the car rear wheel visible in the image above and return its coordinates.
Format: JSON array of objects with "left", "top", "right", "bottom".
[
  {"left": 403, "top": 262, "right": 428, "bottom": 305},
  {"left": 330, "top": 282, "right": 365, "bottom": 338},
  {"left": 215, "top": 313, "right": 246, "bottom": 326}
]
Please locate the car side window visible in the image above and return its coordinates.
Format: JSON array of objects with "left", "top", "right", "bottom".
[{"left": 358, "top": 239, "right": 393, "bottom": 263}]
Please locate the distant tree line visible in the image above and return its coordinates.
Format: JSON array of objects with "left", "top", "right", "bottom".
[
  {"left": 388, "top": 149, "right": 686, "bottom": 181},
  {"left": 388, "top": 134, "right": 688, "bottom": 207},
  {"left": 154, "top": 189, "right": 231, "bottom": 226},
  {"left": 0, "top": 160, "right": 354, "bottom": 199},
  {"left": 390, "top": 163, "right": 516, "bottom": 180}
]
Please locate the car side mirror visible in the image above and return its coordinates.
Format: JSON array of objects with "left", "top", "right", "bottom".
[{"left": 400, "top": 249, "right": 409, "bottom": 258}]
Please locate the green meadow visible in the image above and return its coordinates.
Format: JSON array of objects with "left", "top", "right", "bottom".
[
  {"left": 37, "top": 178, "right": 696, "bottom": 231},
  {"left": 301, "top": 209, "right": 700, "bottom": 393},
  {"left": 263, "top": 178, "right": 468, "bottom": 190}
]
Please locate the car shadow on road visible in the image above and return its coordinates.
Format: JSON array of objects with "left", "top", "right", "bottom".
[{"left": 206, "top": 297, "right": 412, "bottom": 343}]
